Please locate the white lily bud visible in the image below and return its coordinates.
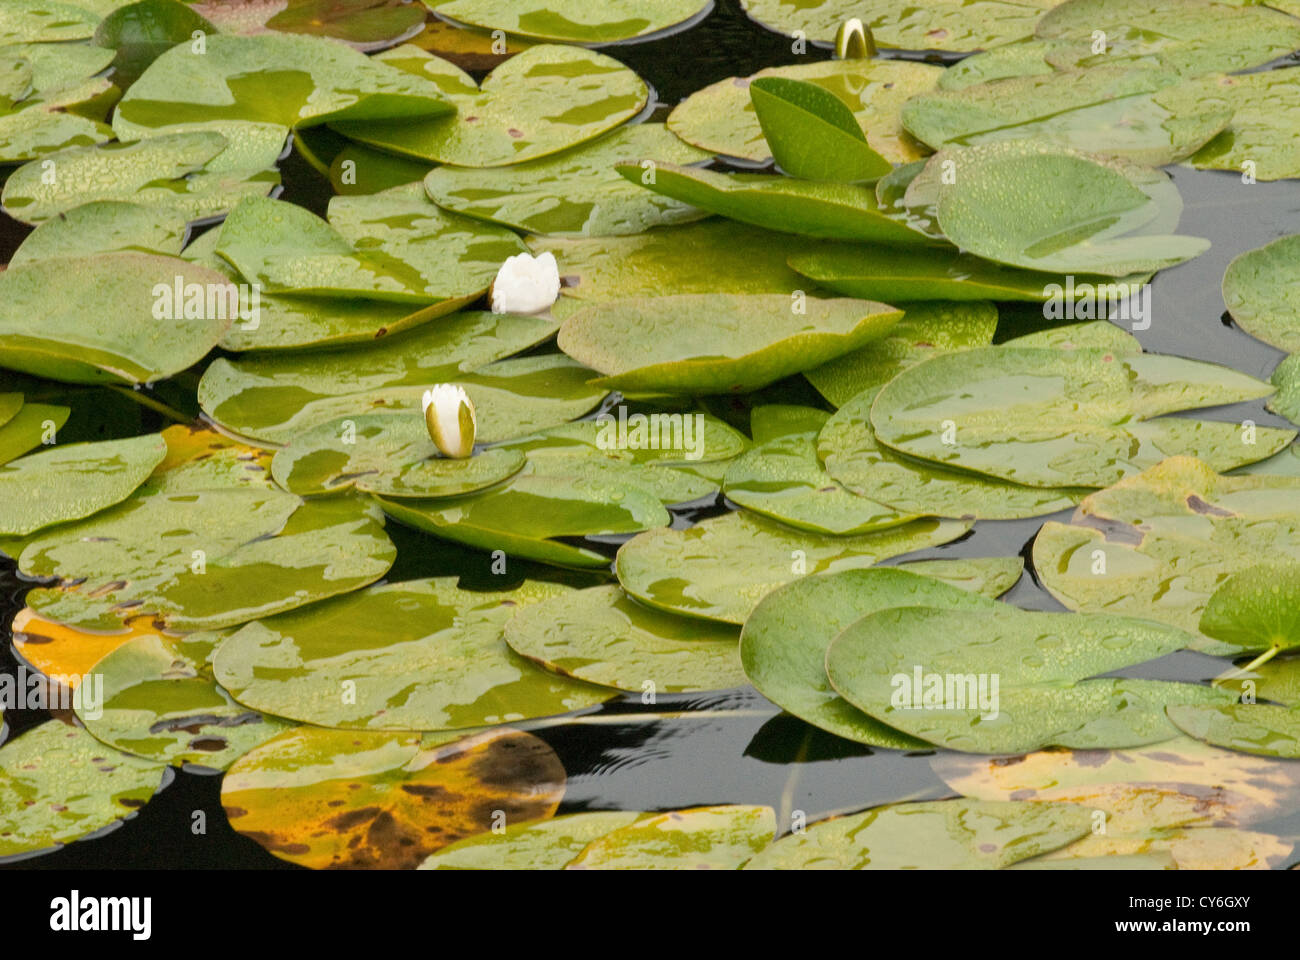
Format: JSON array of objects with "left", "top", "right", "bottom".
[
  {"left": 422, "top": 384, "right": 476, "bottom": 459},
  {"left": 490, "top": 251, "right": 560, "bottom": 315}
]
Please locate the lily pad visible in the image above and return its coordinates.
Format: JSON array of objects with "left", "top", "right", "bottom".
[
  {"left": 743, "top": 798, "right": 1093, "bottom": 870},
  {"left": 805, "top": 300, "right": 998, "bottom": 407},
  {"left": 221, "top": 725, "right": 566, "bottom": 868},
  {"left": 531, "top": 219, "right": 817, "bottom": 304},
  {"left": 213, "top": 578, "right": 615, "bottom": 730},
  {"left": 1155, "top": 68, "right": 1300, "bottom": 182},
  {"left": 77, "top": 630, "right": 293, "bottom": 770},
  {"left": 193, "top": 0, "right": 427, "bottom": 49},
  {"left": 0, "top": 400, "right": 69, "bottom": 467},
  {"left": 333, "top": 44, "right": 648, "bottom": 167},
  {"left": 432, "top": 0, "right": 711, "bottom": 44},
  {"left": 1199, "top": 562, "right": 1300, "bottom": 657},
  {"left": 1270, "top": 354, "right": 1300, "bottom": 427},
  {"left": 666, "top": 58, "right": 941, "bottom": 165},
  {"left": 936, "top": 38, "right": 1056, "bottom": 90},
  {"left": 567, "top": 805, "right": 776, "bottom": 869},
  {"left": 0, "top": 2, "right": 99, "bottom": 44},
  {"left": 870, "top": 347, "right": 1292, "bottom": 488},
  {"left": 1168, "top": 704, "right": 1300, "bottom": 760},
  {"left": 740, "top": 564, "right": 1017, "bottom": 749},
  {"left": 825, "top": 604, "right": 1229, "bottom": 753},
  {"left": 113, "top": 32, "right": 453, "bottom": 153},
  {"left": 503, "top": 584, "right": 744, "bottom": 693},
  {"left": 616, "top": 163, "right": 932, "bottom": 245},
  {"left": 1033, "top": 823, "right": 1291, "bottom": 869},
  {"left": 1034, "top": 457, "right": 1300, "bottom": 646},
  {"left": 1222, "top": 234, "right": 1300, "bottom": 352},
  {"left": 419, "top": 811, "right": 643, "bottom": 870},
  {"left": 0, "top": 433, "right": 166, "bottom": 536},
  {"left": 557, "top": 295, "right": 902, "bottom": 394},
  {"left": 196, "top": 310, "right": 561, "bottom": 443},
  {"left": 271, "top": 413, "right": 526, "bottom": 498},
  {"left": 94, "top": 0, "right": 217, "bottom": 88},
  {"left": 378, "top": 472, "right": 670, "bottom": 570},
  {"left": 1, "top": 131, "right": 280, "bottom": 224},
  {"left": 215, "top": 187, "right": 524, "bottom": 306},
  {"left": 0, "top": 719, "right": 166, "bottom": 860},
  {"left": 615, "top": 509, "right": 970, "bottom": 625},
  {"left": 10, "top": 606, "right": 164, "bottom": 681},
  {"left": 15, "top": 426, "right": 396, "bottom": 632},
  {"left": 330, "top": 141, "right": 429, "bottom": 195},
  {"left": 425, "top": 123, "right": 709, "bottom": 237},
  {"left": 748, "top": 76, "right": 890, "bottom": 183},
  {"left": 0, "top": 39, "right": 118, "bottom": 165},
  {"left": 0, "top": 252, "right": 235, "bottom": 385},
  {"left": 10, "top": 201, "right": 187, "bottom": 266},
  {"left": 902, "top": 65, "right": 1233, "bottom": 166}
]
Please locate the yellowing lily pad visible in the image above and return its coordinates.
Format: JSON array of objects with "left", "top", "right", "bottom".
[
  {"left": 1169, "top": 703, "right": 1300, "bottom": 759},
  {"left": 419, "top": 811, "right": 643, "bottom": 869},
  {"left": 213, "top": 578, "right": 615, "bottom": 730},
  {"left": 743, "top": 798, "right": 1092, "bottom": 870},
  {"left": 432, "top": 0, "right": 711, "bottom": 43},
  {"left": 557, "top": 295, "right": 902, "bottom": 394},
  {"left": 0, "top": 432, "right": 166, "bottom": 536},
  {"left": 77, "top": 630, "right": 293, "bottom": 770},
  {"left": 334, "top": 44, "right": 648, "bottom": 167},
  {"left": 503, "top": 584, "right": 744, "bottom": 693},
  {"left": 666, "top": 58, "right": 941, "bottom": 165},
  {"left": 424, "top": 123, "right": 709, "bottom": 237},
  {"left": 567, "top": 805, "right": 776, "bottom": 869},
  {"left": 871, "top": 347, "right": 1292, "bottom": 488},
  {"left": 222, "top": 725, "right": 566, "bottom": 868},
  {"left": 615, "top": 509, "right": 970, "bottom": 625},
  {"left": 193, "top": 0, "right": 427, "bottom": 50},
  {"left": 0, "top": 719, "right": 166, "bottom": 860}
]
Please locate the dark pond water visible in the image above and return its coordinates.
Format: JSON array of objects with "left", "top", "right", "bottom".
[{"left": 2, "top": 0, "right": 1300, "bottom": 869}]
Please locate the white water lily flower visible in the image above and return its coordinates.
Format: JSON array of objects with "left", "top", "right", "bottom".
[
  {"left": 490, "top": 251, "right": 560, "bottom": 315},
  {"left": 422, "top": 384, "right": 476, "bottom": 459}
]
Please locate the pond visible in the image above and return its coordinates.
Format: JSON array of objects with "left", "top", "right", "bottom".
[{"left": 1, "top": 0, "right": 1299, "bottom": 872}]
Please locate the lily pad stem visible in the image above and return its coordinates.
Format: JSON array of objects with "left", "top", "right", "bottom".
[
  {"left": 109, "top": 385, "right": 192, "bottom": 424},
  {"left": 1211, "top": 644, "right": 1281, "bottom": 688}
]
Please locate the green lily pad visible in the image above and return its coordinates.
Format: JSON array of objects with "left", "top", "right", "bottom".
[
  {"left": 1033, "top": 457, "right": 1300, "bottom": 647},
  {"left": 0, "top": 39, "right": 115, "bottom": 95},
  {"left": 805, "top": 300, "right": 998, "bottom": 407},
  {"left": 0, "top": 39, "right": 118, "bottom": 165},
  {"left": 1156, "top": 68, "right": 1300, "bottom": 182},
  {"left": 1169, "top": 703, "right": 1300, "bottom": 759},
  {"left": 16, "top": 426, "right": 395, "bottom": 631},
  {"left": 1270, "top": 355, "right": 1300, "bottom": 427},
  {"left": 557, "top": 295, "right": 902, "bottom": 394},
  {"left": 193, "top": 0, "right": 427, "bottom": 49},
  {"left": 739, "top": 565, "right": 1014, "bottom": 749},
  {"left": 748, "top": 76, "right": 890, "bottom": 183},
  {"left": 213, "top": 578, "right": 615, "bottom": 730},
  {"left": 871, "top": 347, "right": 1292, "bottom": 488},
  {"left": 1253, "top": 656, "right": 1300, "bottom": 707},
  {"left": 1036, "top": 0, "right": 1300, "bottom": 76},
  {"left": 738, "top": 0, "right": 1060, "bottom": 51},
  {"left": 77, "top": 630, "right": 293, "bottom": 770},
  {"left": 94, "top": 0, "right": 217, "bottom": 88},
  {"left": 902, "top": 65, "right": 1232, "bottom": 166},
  {"left": 532, "top": 219, "right": 817, "bottom": 304},
  {"left": 271, "top": 413, "right": 526, "bottom": 498},
  {"left": 935, "top": 150, "right": 1208, "bottom": 277},
  {"left": 333, "top": 44, "right": 647, "bottom": 167},
  {"left": 330, "top": 141, "right": 429, "bottom": 195},
  {"left": 503, "top": 584, "right": 744, "bottom": 693},
  {"left": 0, "top": 2, "right": 100, "bottom": 44},
  {"left": 936, "top": 38, "right": 1056, "bottom": 90},
  {"left": 419, "top": 811, "right": 643, "bottom": 870},
  {"left": 616, "top": 163, "right": 932, "bottom": 245},
  {"left": 10, "top": 201, "right": 186, "bottom": 266},
  {"left": 748, "top": 404, "right": 830, "bottom": 443},
  {"left": 378, "top": 472, "right": 669, "bottom": 570},
  {"left": 0, "top": 252, "right": 234, "bottom": 385},
  {"left": 0, "top": 393, "right": 21, "bottom": 430},
  {"left": 216, "top": 186, "right": 524, "bottom": 306},
  {"left": 1222, "top": 234, "right": 1300, "bottom": 352},
  {"left": 196, "top": 310, "right": 560, "bottom": 442},
  {"left": 567, "top": 805, "right": 776, "bottom": 870},
  {"left": 425, "top": 123, "right": 709, "bottom": 237},
  {"left": 222, "top": 725, "right": 566, "bottom": 869},
  {"left": 615, "top": 509, "right": 970, "bottom": 625},
  {"left": 1199, "top": 562, "right": 1300, "bottom": 658},
  {"left": 0, "top": 401, "right": 70, "bottom": 466},
  {"left": 743, "top": 798, "right": 1093, "bottom": 870},
  {"left": 825, "top": 604, "right": 1228, "bottom": 753},
  {"left": 723, "top": 430, "right": 915, "bottom": 535},
  {"left": 0, "top": 719, "right": 166, "bottom": 860},
  {"left": 113, "top": 32, "right": 453, "bottom": 154},
  {"left": 818, "top": 388, "right": 1088, "bottom": 520},
  {"left": 666, "top": 58, "right": 941, "bottom": 165},
  {"left": 0, "top": 432, "right": 166, "bottom": 536},
  {"left": 432, "top": 0, "right": 710, "bottom": 43},
  {"left": 1, "top": 131, "right": 280, "bottom": 224}
]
